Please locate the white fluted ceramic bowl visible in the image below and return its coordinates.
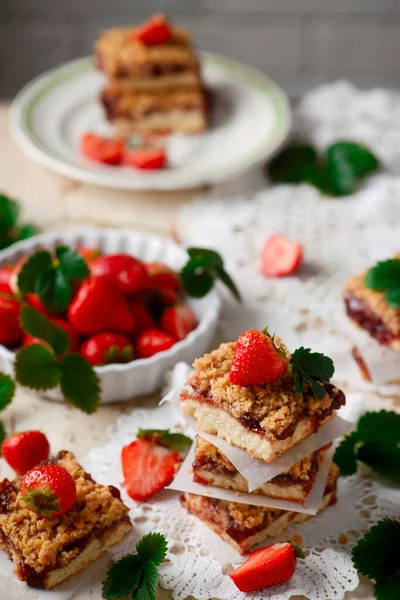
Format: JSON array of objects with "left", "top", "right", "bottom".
[{"left": 0, "top": 228, "right": 221, "bottom": 403}]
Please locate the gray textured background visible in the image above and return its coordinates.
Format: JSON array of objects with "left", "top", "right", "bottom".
[{"left": 2, "top": 0, "right": 400, "bottom": 99}]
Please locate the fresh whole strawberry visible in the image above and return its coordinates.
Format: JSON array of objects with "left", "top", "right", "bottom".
[
  {"left": 22, "top": 317, "right": 80, "bottom": 353},
  {"left": 146, "top": 262, "right": 180, "bottom": 291},
  {"left": 229, "top": 329, "right": 288, "bottom": 386},
  {"left": 21, "top": 464, "right": 77, "bottom": 519},
  {"left": 135, "top": 328, "right": 177, "bottom": 359},
  {"left": 230, "top": 542, "right": 299, "bottom": 592},
  {"left": 160, "top": 304, "right": 197, "bottom": 340},
  {"left": 0, "top": 265, "right": 13, "bottom": 294},
  {"left": 67, "top": 278, "right": 136, "bottom": 337},
  {"left": 91, "top": 254, "right": 149, "bottom": 295},
  {"left": 121, "top": 437, "right": 181, "bottom": 501},
  {"left": 132, "top": 14, "right": 172, "bottom": 46},
  {"left": 0, "top": 294, "right": 23, "bottom": 346},
  {"left": 81, "top": 332, "right": 134, "bottom": 366},
  {"left": 128, "top": 302, "right": 156, "bottom": 336},
  {"left": 1, "top": 431, "right": 50, "bottom": 475},
  {"left": 260, "top": 233, "right": 303, "bottom": 278}
]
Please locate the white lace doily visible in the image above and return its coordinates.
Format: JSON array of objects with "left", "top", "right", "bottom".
[{"left": 82, "top": 401, "right": 400, "bottom": 600}]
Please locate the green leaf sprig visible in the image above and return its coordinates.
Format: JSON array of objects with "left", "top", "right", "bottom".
[
  {"left": 334, "top": 410, "right": 400, "bottom": 482},
  {"left": 268, "top": 141, "right": 380, "bottom": 197},
  {"left": 352, "top": 519, "right": 400, "bottom": 600},
  {"left": 290, "top": 347, "right": 335, "bottom": 400},
  {"left": 102, "top": 532, "right": 167, "bottom": 600},
  {"left": 14, "top": 305, "right": 100, "bottom": 413},
  {"left": 0, "top": 373, "right": 15, "bottom": 450},
  {"left": 180, "top": 247, "right": 241, "bottom": 301},
  {"left": 0, "top": 193, "right": 38, "bottom": 250},
  {"left": 364, "top": 258, "right": 400, "bottom": 309},
  {"left": 17, "top": 246, "right": 90, "bottom": 314},
  {"left": 138, "top": 428, "right": 192, "bottom": 452}
]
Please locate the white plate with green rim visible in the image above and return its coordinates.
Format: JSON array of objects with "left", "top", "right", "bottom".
[{"left": 10, "top": 53, "right": 291, "bottom": 190}]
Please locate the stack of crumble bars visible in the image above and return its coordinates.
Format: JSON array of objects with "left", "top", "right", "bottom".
[
  {"left": 95, "top": 14, "right": 207, "bottom": 135},
  {"left": 179, "top": 341, "right": 345, "bottom": 554}
]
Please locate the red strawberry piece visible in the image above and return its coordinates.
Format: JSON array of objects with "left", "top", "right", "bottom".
[
  {"left": 146, "top": 262, "right": 180, "bottom": 291},
  {"left": 121, "top": 437, "right": 181, "bottom": 501},
  {"left": 132, "top": 14, "right": 172, "bottom": 46},
  {"left": 81, "top": 332, "right": 134, "bottom": 366},
  {"left": 22, "top": 317, "right": 80, "bottom": 354},
  {"left": 229, "top": 329, "right": 288, "bottom": 386},
  {"left": 157, "top": 288, "right": 180, "bottom": 307},
  {"left": 260, "top": 233, "right": 303, "bottom": 278},
  {"left": 91, "top": 254, "right": 149, "bottom": 296},
  {"left": 81, "top": 133, "right": 124, "bottom": 165},
  {"left": 128, "top": 302, "right": 156, "bottom": 336},
  {"left": 0, "top": 294, "right": 23, "bottom": 346},
  {"left": 67, "top": 277, "right": 135, "bottom": 337},
  {"left": 25, "top": 293, "right": 54, "bottom": 317},
  {"left": 160, "top": 304, "right": 197, "bottom": 340},
  {"left": 230, "top": 542, "right": 297, "bottom": 592},
  {"left": 1, "top": 431, "right": 50, "bottom": 475},
  {"left": 123, "top": 147, "right": 167, "bottom": 170},
  {"left": 135, "top": 328, "right": 177, "bottom": 359},
  {"left": 0, "top": 265, "right": 13, "bottom": 295},
  {"left": 77, "top": 246, "right": 101, "bottom": 264},
  {"left": 21, "top": 464, "right": 76, "bottom": 519}
]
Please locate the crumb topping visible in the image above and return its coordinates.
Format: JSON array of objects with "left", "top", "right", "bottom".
[
  {"left": 344, "top": 272, "right": 400, "bottom": 335},
  {"left": 185, "top": 342, "right": 339, "bottom": 439},
  {"left": 0, "top": 451, "right": 130, "bottom": 574},
  {"left": 96, "top": 27, "right": 198, "bottom": 77}
]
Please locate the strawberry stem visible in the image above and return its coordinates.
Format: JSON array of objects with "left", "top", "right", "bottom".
[
  {"left": 22, "top": 487, "right": 60, "bottom": 518},
  {"left": 290, "top": 541, "right": 305, "bottom": 559}
]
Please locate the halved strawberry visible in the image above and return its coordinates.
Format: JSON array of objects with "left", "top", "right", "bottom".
[
  {"left": 229, "top": 328, "right": 288, "bottom": 386},
  {"left": 121, "top": 437, "right": 181, "bottom": 501},
  {"left": 260, "top": 233, "right": 303, "bottom": 278},
  {"left": 123, "top": 147, "right": 167, "bottom": 170},
  {"left": 132, "top": 14, "right": 172, "bottom": 46},
  {"left": 81, "top": 133, "right": 124, "bottom": 165},
  {"left": 230, "top": 542, "right": 298, "bottom": 592},
  {"left": 160, "top": 304, "right": 197, "bottom": 340}
]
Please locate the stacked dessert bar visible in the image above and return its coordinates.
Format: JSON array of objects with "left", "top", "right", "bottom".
[
  {"left": 95, "top": 14, "right": 207, "bottom": 135},
  {"left": 179, "top": 338, "right": 345, "bottom": 554}
]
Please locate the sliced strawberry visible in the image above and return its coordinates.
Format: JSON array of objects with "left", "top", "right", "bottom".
[
  {"left": 146, "top": 263, "right": 180, "bottom": 291},
  {"left": 81, "top": 332, "right": 134, "bottom": 366},
  {"left": 160, "top": 304, "right": 197, "bottom": 340},
  {"left": 128, "top": 302, "right": 157, "bottom": 336},
  {"left": 229, "top": 329, "right": 288, "bottom": 386},
  {"left": 0, "top": 266, "right": 13, "bottom": 295},
  {"left": 260, "top": 233, "right": 303, "bottom": 278},
  {"left": 81, "top": 133, "right": 124, "bottom": 165},
  {"left": 0, "top": 294, "right": 23, "bottom": 346},
  {"left": 121, "top": 437, "right": 181, "bottom": 501},
  {"left": 123, "top": 147, "right": 167, "bottom": 170},
  {"left": 22, "top": 317, "right": 80, "bottom": 353},
  {"left": 91, "top": 254, "right": 149, "bottom": 295},
  {"left": 2, "top": 431, "right": 50, "bottom": 475},
  {"left": 230, "top": 542, "right": 297, "bottom": 592},
  {"left": 135, "top": 328, "right": 177, "bottom": 358},
  {"left": 21, "top": 465, "right": 77, "bottom": 519},
  {"left": 132, "top": 14, "right": 172, "bottom": 46}
]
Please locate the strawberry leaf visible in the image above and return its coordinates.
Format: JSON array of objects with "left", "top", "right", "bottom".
[
  {"left": 290, "top": 347, "right": 334, "bottom": 399},
  {"left": 357, "top": 410, "right": 400, "bottom": 445},
  {"left": 136, "top": 561, "right": 159, "bottom": 600},
  {"left": 0, "top": 373, "right": 15, "bottom": 410},
  {"left": 35, "top": 266, "right": 70, "bottom": 313},
  {"left": 0, "top": 420, "right": 6, "bottom": 451},
  {"left": 364, "top": 259, "right": 400, "bottom": 291},
  {"left": 20, "top": 305, "right": 70, "bottom": 356},
  {"left": 0, "top": 194, "right": 19, "bottom": 232},
  {"left": 136, "top": 532, "right": 168, "bottom": 566},
  {"left": 214, "top": 265, "right": 242, "bottom": 301},
  {"left": 18, "top": 224, "right": 38, "bottom": 240},
  {"left": 187, "top": 247, "right": 224, "bottom": 268},
  {"left": 180, "top": 258, "right": 214, "bottom": 298},
  {"left": 17, "top": 251, "right": 52, "bottom": 293},
  {"left": 15, "top": 344, "right": 61, "bottom": 390},
  {"left": 374, "top": 577, "right": 400, "bottom": 600},
  {"left": 137, "top": 429, "right": 192, "bottom": 452},
  {"left": 333, "top": 432, "right": 359, "bottom": 476},
  {"left": 268, "top": 144, "right": 318, "bottom": 183},
  {"left": 102, "top": 554, "right": 144, "bottom": 599},
  {"left": 356, "top": 442, "right": 400, "bottom": 483},
  {"left": 59, "top": 354, "right": 100, "bottom": 414},
  {"left": 352, "top": 519, "right": 400, "bottom": 582},
  {"left": 56, "top": 246, "right": 90, "bottom": 280}
]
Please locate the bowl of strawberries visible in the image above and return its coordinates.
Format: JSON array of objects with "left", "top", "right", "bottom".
[{"left": 0, "top": 228, "right": 222, "bottom": 402}]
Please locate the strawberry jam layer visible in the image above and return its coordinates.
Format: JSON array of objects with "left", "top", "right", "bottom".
[{"left": 344, "top": 291, "right": 396, "bottom": 345}]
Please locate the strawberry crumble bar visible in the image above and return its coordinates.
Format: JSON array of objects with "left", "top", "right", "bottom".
[
  {"left": 0, "top": 451, "right": 132, "bottom": 589},
  {"left": 181, "top": 463, "right": 339, "bottom": 554},
  {"left": 344, "top": 271, "right": 400, "bottom": 352},
  {"left": 180, "top": 342, "right": 345, "bottom": 463},
  {"left": 193, "top": 437, "right": 331, "bottom": 503}
]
